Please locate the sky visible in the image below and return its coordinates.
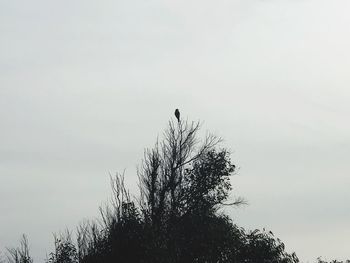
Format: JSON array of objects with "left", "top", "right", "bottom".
[{"left": 1, "top": 0, "right": 350, "bottom": 262}]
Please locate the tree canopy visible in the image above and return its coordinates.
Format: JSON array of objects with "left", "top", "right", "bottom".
[{"left": 3, "top": 119, "right": 303, "bottom": 263}]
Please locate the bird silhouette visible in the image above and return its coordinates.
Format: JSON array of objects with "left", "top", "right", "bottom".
[{"left": 174, "top": 109, "right": 180, "bottom": 122}]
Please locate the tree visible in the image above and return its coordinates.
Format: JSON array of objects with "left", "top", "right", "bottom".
[
  {"left": 138, "top": 120, "right": 243, "bottom": 223},
  {"left": 2, "top": 117, "right": 301, "bottom": 263},
  {"left": 135, "top": 120, "right": 246, "bottom": 262}
]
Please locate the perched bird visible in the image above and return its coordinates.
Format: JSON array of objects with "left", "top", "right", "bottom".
[{"left": 174, "top": 109, "right": 180, "bottom": 122}]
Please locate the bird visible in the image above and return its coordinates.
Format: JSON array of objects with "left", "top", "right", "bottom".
[{"left": 174, "top": 109, "right": 180, "bottom": 122}]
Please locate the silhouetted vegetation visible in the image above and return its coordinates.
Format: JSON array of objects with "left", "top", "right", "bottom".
[
  {"left": 5, "top": 235, "right": 33, "bottom": 263},
  {"left": 316, "top": 259, "right": 350, "bottom": 263},
  {"left": 7, "top": 118, "right": 340, "bottom": 263}
]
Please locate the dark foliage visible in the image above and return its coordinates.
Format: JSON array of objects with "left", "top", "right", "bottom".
[
  {"left": 3, "top": 119, "right": 302, "bottom": 263},
  {"left": 47, "top": 232, "right": 78, "bottom": 263},
  {"left": 316, "top": 258, "right": 350, "bottom": 263}
]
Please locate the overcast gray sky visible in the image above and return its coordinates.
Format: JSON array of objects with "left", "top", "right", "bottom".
[{"left": 1, "top": 0, "right": 350, "bottom": 262}]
